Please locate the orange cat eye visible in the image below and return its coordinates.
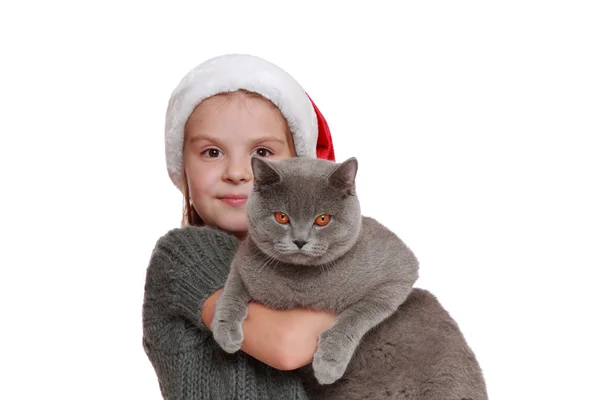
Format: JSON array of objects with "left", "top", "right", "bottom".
[
  {"left": 275, "top": 211, "right": 290, "bottom": 224},
  {"left": 315, "top": 214, "right": 331, "bottom": 227}
]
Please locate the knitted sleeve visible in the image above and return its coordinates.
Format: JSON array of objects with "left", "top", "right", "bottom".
[{"left": 143, "top": 225, "right": 237, "bottom": 336}]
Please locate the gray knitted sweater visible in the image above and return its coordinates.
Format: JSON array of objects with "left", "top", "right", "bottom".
[{"left": 142, "top": 225, "right": 311, "bottom": 400}]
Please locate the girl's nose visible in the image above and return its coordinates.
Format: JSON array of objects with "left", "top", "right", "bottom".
[{"left": 223, "top": 156, "right": 253, "bottom": 183}]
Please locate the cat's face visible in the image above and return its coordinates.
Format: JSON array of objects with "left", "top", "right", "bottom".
[{"left": 246, "top": 157, "right": 362, "bottom": 266}]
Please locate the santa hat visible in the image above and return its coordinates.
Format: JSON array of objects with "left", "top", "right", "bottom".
[{"left": 165, "top": 54, "right": 335, "bottom": 190}]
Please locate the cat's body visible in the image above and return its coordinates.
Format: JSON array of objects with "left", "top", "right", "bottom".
[
  {"left": 212, "top": 157, "right": 487, "bottom": 399},
  {"left": 299, "top": 288, "right": 487, "bottom": 399}
]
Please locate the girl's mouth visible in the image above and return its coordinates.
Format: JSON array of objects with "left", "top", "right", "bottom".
[{"left": 219, "top": 194, "right": 248, "bottom": 207}]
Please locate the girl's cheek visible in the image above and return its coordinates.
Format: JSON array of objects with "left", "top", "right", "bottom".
[{"left": 186, "top": 154, "right": 207, "bottom": 171}]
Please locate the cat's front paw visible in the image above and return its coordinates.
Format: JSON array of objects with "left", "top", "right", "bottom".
[
  {"left": 211, "top": 317, "right": 244, "bottom": 354},
  {"left": 312, "top": 329, "right": 355, "bottom": 385}
]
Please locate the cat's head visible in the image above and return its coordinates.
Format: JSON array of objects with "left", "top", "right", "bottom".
[{"left": 246, "top": 156, "right": 362, "bottom": 266}]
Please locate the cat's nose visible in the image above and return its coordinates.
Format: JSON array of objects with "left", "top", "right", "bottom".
[{"left": 293, "top": 240, "right": 307, "bottom": 249}]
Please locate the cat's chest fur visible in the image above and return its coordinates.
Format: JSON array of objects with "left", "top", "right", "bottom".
[{"left": 242, "top": 258, "right": 360, "bottom": 311}]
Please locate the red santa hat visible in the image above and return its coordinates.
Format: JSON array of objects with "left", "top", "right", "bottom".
[{"left": 164, "top": 53, "right": 335, "bottom": 191}]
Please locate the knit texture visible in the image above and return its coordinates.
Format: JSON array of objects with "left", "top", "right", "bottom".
[{"left": 142, "top": 225, "right": 310, "bottom": 399}]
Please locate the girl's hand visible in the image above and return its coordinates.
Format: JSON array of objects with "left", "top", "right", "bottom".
[{"left": 202, "top": 290, "right": 336, "bottom": 370}]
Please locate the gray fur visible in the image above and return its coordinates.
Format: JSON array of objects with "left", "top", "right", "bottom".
[{"left": 212, "top": 157, "right": 487, "bottom": 399}]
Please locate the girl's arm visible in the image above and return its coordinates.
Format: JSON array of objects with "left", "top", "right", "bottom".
[
  {"left": 145, "top": 225, "right": 334, "bottom": 371},
  {"left": 202, "top": 289, "right": 336, "bottom": 370}
]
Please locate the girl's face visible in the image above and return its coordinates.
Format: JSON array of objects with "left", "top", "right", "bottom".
[{"left": 183, "top": 92, "right": 296, "bottom": 236}]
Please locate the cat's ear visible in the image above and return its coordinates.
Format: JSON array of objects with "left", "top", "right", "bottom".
[
  {"left": 251, "top": 157, "right": 282, "bottom": 190},
  {"left": 328, "top": 157, "right": 358, "bottom": 194}
]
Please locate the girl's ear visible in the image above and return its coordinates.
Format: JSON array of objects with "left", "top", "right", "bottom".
[
  {"left": 327, "top": 157, "right": 358, "bottom": 194},
  {"left": 251, "top": 157, "right": 282, "bottom": 190}
]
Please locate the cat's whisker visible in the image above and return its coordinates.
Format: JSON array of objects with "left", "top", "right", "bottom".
[
  {"left": 272, "top": 249, "right": 285, "bottom": 262},
  {"left": 253, "top": 253, "right": 272, "bottom": 274},
  {"left": 257, "top": 252, "right": 280, "bottom": 275},
  {"left": 323, "top": 260, "right": 334, "bottom": 274}
]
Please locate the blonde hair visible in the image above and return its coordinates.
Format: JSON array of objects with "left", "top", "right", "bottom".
[
  {"left": 181, "top": 171, "right": 203, "bottom": 226},
  {"left": 180, "top": 89, "right": 291, "bottom": 226}
]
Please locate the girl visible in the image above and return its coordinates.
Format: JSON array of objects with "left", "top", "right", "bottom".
[{"left": 143, "top": 54, "right": 337, "bottom": 399}]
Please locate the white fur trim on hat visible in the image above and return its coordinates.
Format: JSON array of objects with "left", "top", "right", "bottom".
[{"left": 165, "top": 54, "right": 318, "bottom": 190}]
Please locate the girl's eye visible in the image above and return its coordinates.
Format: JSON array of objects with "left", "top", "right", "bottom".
[
  {"left": 315, "top": 214, "right": 331, "bottom": 227},
  {"left": 253, "top": 148, "right": 273, "bottom": 158},
  {"left": 202, "top": 149, "right": 223, "bottom": 158},
  {"left": 274, "top": 211, "right": 290, "bottom": 224}
]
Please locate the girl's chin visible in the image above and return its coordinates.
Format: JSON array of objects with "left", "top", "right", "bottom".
[{"left": 218, "top": 219, "right": 249, "bottom": 237}]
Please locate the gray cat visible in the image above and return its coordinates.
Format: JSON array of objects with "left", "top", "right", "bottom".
[{"left": 212, "top": 157, "right": 487, "bottom": 399}]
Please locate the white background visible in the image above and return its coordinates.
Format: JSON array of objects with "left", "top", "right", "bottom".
[{"left": 1, "top": 1, "right": 599, "bottom": 399}]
